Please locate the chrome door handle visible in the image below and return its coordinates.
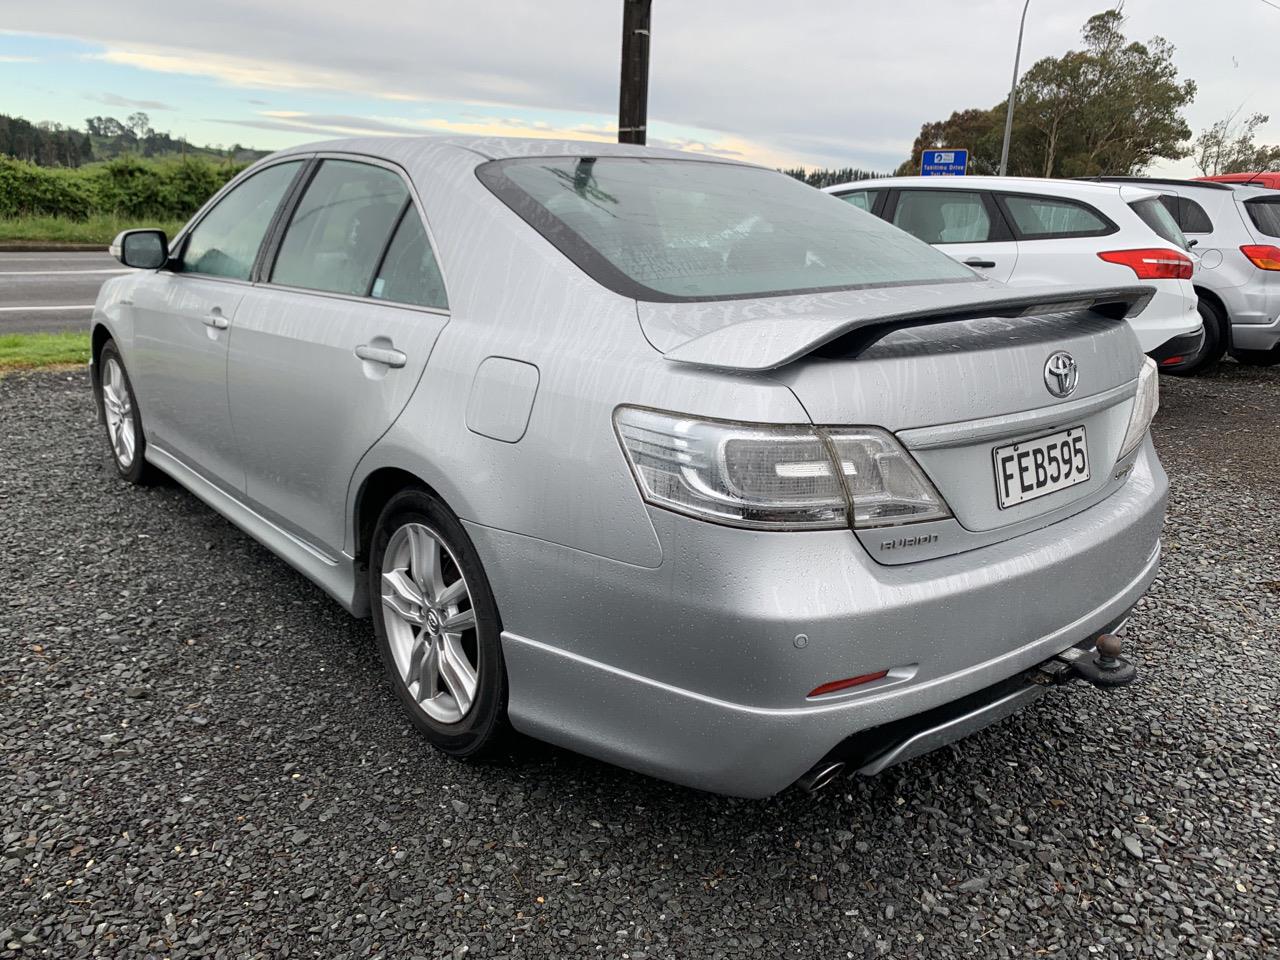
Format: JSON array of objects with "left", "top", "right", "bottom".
[
  {"left": 355, "top": 343, "right": 407, "bottom": 368},
  {"left": 202, "top": 313, "right": 229, "bottom": 330}
]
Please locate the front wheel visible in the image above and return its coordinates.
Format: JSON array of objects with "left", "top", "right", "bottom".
[
  {"left": 368, "top": 489, "right": 510, "bottom": 759},
  {"left": 96, "top": 341, "right": 155, "bottom": 484}
]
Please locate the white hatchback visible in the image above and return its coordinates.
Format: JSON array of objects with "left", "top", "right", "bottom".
[{"left": 824, "top": 176, "right": 1203, "bottom": 361}]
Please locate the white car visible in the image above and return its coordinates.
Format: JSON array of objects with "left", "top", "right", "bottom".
[{"left": 824, "top": 176, "right": 1203, "bottom": 362}]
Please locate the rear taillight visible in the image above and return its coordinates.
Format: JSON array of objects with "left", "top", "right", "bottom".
[
  {"left": 1240, "top": 245, "right": 1280, "bottom": 271},
  {"left": 1097, "top": 248, "right": 1194, "bottom": 280}
]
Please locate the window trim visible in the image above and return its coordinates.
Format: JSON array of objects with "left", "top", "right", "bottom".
[
  {"left": 254, "top": 151, "right": 452, "bottom": 315},
  {"left": 169, "top": 155, "right": 311, "bottom": 286},
  {"left": 880, "top": 188, "right": 1014, "bottom": 244},
  {"left": 993, "top": 191, "right": 1119, "bottom": 241},
  {"left": 830, "top": 187, "right": 887, "bottom": 217},
  {"left": 476, "top": 157, "right": 978, "bottom": 304}
]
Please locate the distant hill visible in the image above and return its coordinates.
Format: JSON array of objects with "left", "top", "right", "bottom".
[{"left": 1, "top": 112, "right": 268, "bottom": 168}]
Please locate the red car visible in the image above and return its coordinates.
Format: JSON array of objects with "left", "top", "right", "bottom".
[{"left": 1196, "top": 172, "right": 1280, "bottom": 190}]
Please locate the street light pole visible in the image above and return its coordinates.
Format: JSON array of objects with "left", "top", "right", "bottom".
[
  {"left": 618, "top": 0, "right": 652, "bottom": 145},
  {"left": 998, "top": 0, "right": 1031, "bottom": 176}
]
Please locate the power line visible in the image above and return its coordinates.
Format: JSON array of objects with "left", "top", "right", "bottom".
[{"left": 1258, "top": 0, "right": 1280, "bottom": 11}]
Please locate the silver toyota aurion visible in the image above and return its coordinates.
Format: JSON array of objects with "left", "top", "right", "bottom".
[{"left": 93, "top": 137, "right": 1167, "bottom": 797}]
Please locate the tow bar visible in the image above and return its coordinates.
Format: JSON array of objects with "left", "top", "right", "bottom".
[{"left": 1035, "top": 633, "right": 1137, "bottom": 688}]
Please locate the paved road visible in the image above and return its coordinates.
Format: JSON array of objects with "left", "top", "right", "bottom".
[{"left": 0, "top": 252, "right": 128, "bottom": 334}]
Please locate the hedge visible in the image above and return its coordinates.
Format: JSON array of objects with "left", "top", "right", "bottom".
[{"left": 0, "top": 155, "right": 248, "bottom": 221}]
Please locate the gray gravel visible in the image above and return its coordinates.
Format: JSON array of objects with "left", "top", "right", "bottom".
[{"left": 2, "top": 363, "right": 1278, "bottom": 959}]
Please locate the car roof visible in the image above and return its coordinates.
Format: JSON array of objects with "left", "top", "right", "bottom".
[
  {"left": 1081, "top": 176, "right": 1237, "bottom": 193},
  {"left": 823, "top": 175, "right": 1157, "bottom": 201},
  {"left": 269, "top": 134, "right": 739, "bottom": 167}
]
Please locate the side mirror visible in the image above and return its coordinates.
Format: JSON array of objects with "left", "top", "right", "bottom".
[
  {"left": 1186, "top": 238, "right": 1199, "bottom": 249},
  {"left": 110, "top": 229, "right": 169, "bottom": 270}
]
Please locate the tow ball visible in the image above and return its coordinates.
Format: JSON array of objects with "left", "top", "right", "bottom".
[{"left": 1036, "top": 633, "right": 1138, "bottom": 688}]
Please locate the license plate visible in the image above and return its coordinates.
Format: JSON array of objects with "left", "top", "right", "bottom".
[{"left": 993, "top": 426, "right": 1089, "bottom": 509}]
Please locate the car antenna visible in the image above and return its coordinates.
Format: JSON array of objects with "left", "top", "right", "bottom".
[{"left": 574, "top": 157, "right": 597, "bottom": 194}]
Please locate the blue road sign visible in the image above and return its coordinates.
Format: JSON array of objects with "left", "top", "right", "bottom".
[{"left": 921, "top": 149, "right": 969, "bottom": 176}]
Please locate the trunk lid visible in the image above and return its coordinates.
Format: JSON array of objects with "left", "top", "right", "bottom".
[{"left": 639, "top": 282, "right": 1151, "bottom": 560}]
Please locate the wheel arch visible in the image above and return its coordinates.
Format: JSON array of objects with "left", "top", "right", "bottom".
[{"left": 1193, "top": 285, "right": 1230, "bottom": 346}]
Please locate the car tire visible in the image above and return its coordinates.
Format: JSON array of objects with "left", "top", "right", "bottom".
[
  {"left": 1230, "top": 344, "right": 1280, "bottom": 367},
  {"left": 368, "top": 488, "right": 511, "bottom": 760},
  {"left": 1161, "top": 300, "right": 1227, "bottom": 376},
  {"left": 96, "top": 340, "right": 156, "bottom": 484}
]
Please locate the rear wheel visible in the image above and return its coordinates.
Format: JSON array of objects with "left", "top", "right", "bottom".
[
  {"left": 1231, "top": 344, "right": 1280, "bottom": 367},
  {"left": 96, "top": 341, "right": 155, "bottom": 484},
  {"left": 1161, "top": 300, "right": 1227, "bottom": 376},
  {"left": 368, "top": 489, "right": 510, "bottom": 759}
]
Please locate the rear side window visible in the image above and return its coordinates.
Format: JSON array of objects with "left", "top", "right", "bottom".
[
  {"left": 1130, "top": 197, "right": 1189, "bottom": 250},
  {"left": 179, "top": 160, "right": 303, "bottom": 280},
  {"left": 478, "top": 157, "right": 975, "bottom": 302},
  {"left": 272, "top": 160, "right": 409, "bottom": 297},
  {"left": 1245, "top": 197, "right": 1280, "bottom": 238},
  {"left": 835, "top": 190, "right": 873, "bottom": 212},
  {"left": 371, "top": 208, "right": 449, "bottom": 309},
  {"left": 1158, "top": 195, "right": 1213, "bottom": 234},
  {"left": 1002, "top": 195, "right": 1111, "bottom": 239},
  {"left": 892, "top": 190, "right": 991, "bottom": 243}
]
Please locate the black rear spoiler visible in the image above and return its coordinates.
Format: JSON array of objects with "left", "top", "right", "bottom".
[{"left": 661, "top": 285, "right": 1154, "bottom": 372}]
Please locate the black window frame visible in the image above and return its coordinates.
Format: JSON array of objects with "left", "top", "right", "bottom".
[
  {"left": 880, "top": 188, "right": 1014, "bottom": 244},
  {"left": 993, "top": 192, "right": 1119, "bottom": 241},
  {"left": 475, "top": 156, "right": 979, "bottom": 304},
  {"left": 254, "top": 154, "right": 451, "bottom": 311}
]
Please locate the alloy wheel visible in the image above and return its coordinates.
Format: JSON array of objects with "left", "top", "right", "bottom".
[
  {"left": 380, "top": 523, "right": 480, "bottom": 724},
  {"left": 101, "top": 356, "right": 136, "bottom": 469}
]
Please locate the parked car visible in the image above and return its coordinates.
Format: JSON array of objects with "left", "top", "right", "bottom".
[
  {"left": 1196, "top": 172, "right": 1280, "bottom": 190},
  {"left": 1089, "top": 177, "right": 1280, "bottom": 369},
  {"left": 823, "top": 176, "right": 1203, "bottom": 370},
  {"left": 94, "top": 138, "right": 1166, "bottom": 798}
]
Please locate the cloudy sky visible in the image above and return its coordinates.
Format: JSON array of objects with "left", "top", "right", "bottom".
[{"left": 2, "top": 0, "right": 1276, "bottom": 174}]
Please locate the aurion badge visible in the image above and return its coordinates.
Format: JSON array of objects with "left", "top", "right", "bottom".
[{"left": 1043, "top": 351, "right": 1078, "bottom": 399}]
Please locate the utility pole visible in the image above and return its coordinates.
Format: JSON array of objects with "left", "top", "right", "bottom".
[
  {"left": 618, "top": 0, "right": 651, "bottom": 144},
  {"left": 998, "top": 0, "right": 1031, "bottom": 176}
]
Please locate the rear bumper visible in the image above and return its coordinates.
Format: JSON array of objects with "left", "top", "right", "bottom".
[
  {"left": 1149, "top": 325, "right": 1206, "bottom": 364},
  {"left": 1231, "top": 313, "right": 1280, "bottom": 351},
  {"left": 473, "top": 439, "right": 1167, "bottom": 798}
]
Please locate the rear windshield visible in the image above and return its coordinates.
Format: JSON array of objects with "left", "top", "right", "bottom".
[
  {"left": 1130, "top": 197, "right": 1189, "bottom": 250},
  {"left": 477, "top": 157, "right": 975, "bottom": 302},
  {"left": 1245, "top": 197, "right": 1280, "bottom": 238}
]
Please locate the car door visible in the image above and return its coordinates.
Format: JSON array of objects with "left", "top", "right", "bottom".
[
  {"left": 129, "top": 159, "right": 305, "bottom": 491},
  {"left": 226, "top": 156, "right": 450, "bottom": 556},
  {"left": 885, "top": 188, "right": 1019, "bottom": 283}
]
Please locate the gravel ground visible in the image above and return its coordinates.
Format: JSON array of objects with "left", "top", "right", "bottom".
[{"left": 2, "top": 363, "right": 1277, "bottom": 959}]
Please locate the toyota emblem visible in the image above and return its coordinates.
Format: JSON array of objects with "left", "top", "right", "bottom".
[{"left": 1043, "top": 351, "right": 1078, "bottom": 399}]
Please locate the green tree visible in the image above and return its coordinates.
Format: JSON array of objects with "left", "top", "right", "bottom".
[
  {"left": 1194, "top": 109, "right": 1280, "bottom": 175},
  {"left": 897, "top": 9, "right": 1195, "bottom": 178}
]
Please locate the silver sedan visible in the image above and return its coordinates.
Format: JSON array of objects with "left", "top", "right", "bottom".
[{"left": 92, "top": 137, "right": 1167, "bottom": 797}]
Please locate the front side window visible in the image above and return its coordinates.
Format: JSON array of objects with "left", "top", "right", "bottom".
[
  {"left": 272, "top": 160, "right": 409, "bottom": 297},
  {"left": 892, "top": 190, "right": 992, "bottom": 244},
  {"left": 371, "top": 208, "right": 449, "bottom": 309},
  {"left": 477, "top": 157, "right": 975, "bottom": 302},
  {"left": 1131, "top": 197, "right": 1189, "bottom": 250},
  {"left": 1002, "top": 195, "right": 1110, "bottom": 239},
  {"left": 1245, "top": 197, "right": 1280, "bottom": 238},
  {"left": 179, "top": 160, "right": 303, "bottom": 280}
]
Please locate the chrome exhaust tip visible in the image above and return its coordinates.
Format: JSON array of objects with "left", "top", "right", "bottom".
[{"left": 796, "top": 761, "right": 846, "bottom": 795}]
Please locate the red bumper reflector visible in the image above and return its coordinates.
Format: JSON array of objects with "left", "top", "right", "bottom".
[
  {"left": 808, "top": 670, "right": 889, "bottom": 698},
  {"left": 1159, "top": 356, "right": 1185, "bottom": 366}
]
